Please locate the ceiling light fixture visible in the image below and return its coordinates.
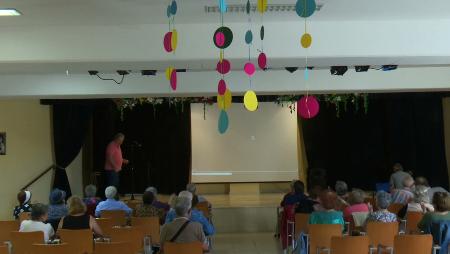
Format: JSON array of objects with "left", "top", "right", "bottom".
[{"left": 0, "top": 9, "right": 22, "bottom": 16}]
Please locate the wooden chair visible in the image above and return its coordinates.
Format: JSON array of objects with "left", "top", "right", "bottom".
[
  {"left": 10, "top": 231, "right": 44, "bottom": 254},
  {"left": 100, "top": 210, "right": 127, "bottom": 227},
  {"left": 126, "top": 200, "right": 141, "bottom": 212},
  {"left": 109, "top": 227, "right": 144, "bottom": 254},
  {"left": 18, "top": 212, "right": 31, "bottom": 223},
  {"left": 405, "top": 211, "right": 424, "bottom": 234},
  {"left": 196, "top": 202, "right": 210, "bottom": 219},
  {"left": 387, "top": 204, "right": 404, "bottom": 214},
  {"left": 31, "top": 243, "right": 75, "bottom": 254},
  {"left": 59, "top": 229, "right": 94, "bottom": 254},
  {"left": 294, "top": 213, "right": 310, "bottom": 238},
  {"left": 366, "top": 222, "right": 398, "bottom": 252},
  {"left": 131, "top": 217, "right": 160, "bottom": 245},
  {"left": 0, "top": 245, "right": 8, "bottom": 254},
  {"left": 394, "top": 234, "right": 432, "bottom": 254},
  {"left": 95, "top": 218, "right": 115, "bottom": 236},
  {"left": 94, "top": 242, "right": 131, "bottom": 254},
  {"left": 308, "top": 224, "right": 342, "bottom": 254},
  {"left": 331, "top": 236, "right": 370, "bottom": 254},
  {"left": 0, "top": 220, "right": 19, "bottom": 242},
  {"left": 164, "top": 242, "right": 203, "bottom": 254}
]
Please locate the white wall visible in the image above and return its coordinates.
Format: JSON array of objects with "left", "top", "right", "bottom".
[{"left": 191, "top": 102, "right": 298, "bottom": 183}]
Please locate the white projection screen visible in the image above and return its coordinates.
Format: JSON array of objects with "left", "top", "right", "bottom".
[{"left": 191, "top": 102, "right": 299, "bottom": 183}]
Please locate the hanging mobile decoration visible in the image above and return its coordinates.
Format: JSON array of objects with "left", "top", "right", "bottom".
[
  {"left": 163, "top": 0, "right": 179, "bottom": 91},
  {"left": 214, "top": 0, "right": 233, "bottom": 134},
  {"left": 243, "top": 0, "right": 258, "bottom": 112},
  {"left": 257, "top": 0, "right": 267, "bottom": 70}
]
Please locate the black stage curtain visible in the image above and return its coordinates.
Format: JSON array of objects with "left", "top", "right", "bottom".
[
  {"left": 92, "top": 100, "right": 191, "bottom": 195},
  {"left": 302, "top": 93, "right": 449, "bottom": 190},
  {"left": 52, "top": 103, "right": 92, "bottom": 197}
]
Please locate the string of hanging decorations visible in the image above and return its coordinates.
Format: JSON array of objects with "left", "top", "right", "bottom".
[{"left": 164, "top": 0, "right": 179, "bottom": 91}]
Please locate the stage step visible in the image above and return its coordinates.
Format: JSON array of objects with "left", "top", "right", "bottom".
[{"left": 212, "top": 206, "right": 278, "bottom": 233}]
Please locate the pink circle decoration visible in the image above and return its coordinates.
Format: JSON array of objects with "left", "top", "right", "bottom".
[
  {"left": 218, "top": 79, "right": 227, "bottom": 95},
  {"left": 258, "top": 52, "right": 267, "bottom": 70},
  {"left": 244, "top": 62, "right": 256, "bottom": 76},
  {"left": 216, "top": 59, "right": 231, "bottom": 75},
  {"left": 297, "top": 96, "right": 320, "bottom": 119},
  {"left": 170, "top": 70, "right": 177, "bottom": 91},
  {"left": 164, "top": 32, "right": 173, "bottom": 52},
  {"left": 215, "top": 32, "right": 226, "bottom": 48}
]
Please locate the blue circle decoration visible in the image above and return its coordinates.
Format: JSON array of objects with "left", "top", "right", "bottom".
[
  {"left": 166, "top": 5, "right": 171, "bottom": 18},
  {"left": 296, "top": 0, "right": 316, "bottom": 18},
  {"left": 245, "top": 30, "right": 253, "bottom": 44},
  {"left": 218, "top": 110, "right": 229, "bottom": 134},
  {"left": 219, "top": 0, "right": 227, "bottom": 14},
  {"left": 170, "top": 0, "right": 177, "bottom": 15}
]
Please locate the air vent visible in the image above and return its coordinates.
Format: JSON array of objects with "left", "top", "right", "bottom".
[{"left": 204, "top": 3, "right": 323, "bottom": 14}]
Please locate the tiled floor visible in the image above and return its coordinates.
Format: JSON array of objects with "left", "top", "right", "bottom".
[{"left": 212, "top": 233, "right": 284, "bottom": 254}]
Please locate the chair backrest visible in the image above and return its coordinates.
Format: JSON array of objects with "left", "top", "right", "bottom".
[
  {"left": 109, "top": 227, "right": 143, "bottom": 254},
  {"left": 366, "top": 222, "right": 398, "bottom": 247},
  {"left": 95, "top": 218, "right": 115, "bottom": 236},
  {"left": 0, "top": 220, "right": 19, "bottom": 242},
  {"left": 406, "top": 211, "right": 423, "bottom": 234},
  {"left": 431, "top": 221, "right": 450, "bottom": 254},
  {"left": 130, "top": 217, "right": 160, "bottom": 245},
  {"left": 394, "top": 234, "right": 432, "bottom": 254},
  {"left": 59, "top": 229, "right": 94, "bottom": 254},
  {"left": 295, "top": 213, "right": 310, "bottom": 238},
  {"left": 308, "top": 224, "right": 342, "bottom": 253},
  {"left": 10, "top": 231, "right": 45, "bottom": 254},
  {"left": 18, "top": 212, "right": 31, "bottom": 223},
  {"left": 387, "top": 203, "right": 404, "bottom": 214},
  {"left": 196, "top": 202, "right": 210, "bottom": 218},
  {"left": 0, "top": 245, "right": 8, "bottom": 254},
  {"left": 125, "top": 200, "right": 141, "bottom": 212},
  {"left": 31, "top": 243, "right": 75, "bottom": 254},
  {"left": 331, "top": 236, "right": 370, "bottom": 254},
  {"left": 164, "top": 242, "right": 203, "bottom": 254},
  {"left": 94, "top": 242, "right": 132, "bottom": 254},
  {"left": 100, "top": 210, "right": 127, "bottom": 227}
]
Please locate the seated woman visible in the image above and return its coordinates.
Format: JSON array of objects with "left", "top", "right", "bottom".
[
  {"left": 95, "top": 186, "right": 132, "bottom": 217},
  {"left": 20, "top": 203, "right": 54, "bottom": 242},
  {"left": 58, "top": 196, "right": 103, "bottom": 237},
  {"left": 134, "top": 191, "right": 165, "bottom": 224},
  {"left": 398, "top": 185, "right": 434, "bottom": 218},
  {"left": 309, "top": 190, "right": 345, "bottom": 230},
  {"left": 343, "top": 189, "right": 370, "bottom": 224},
  {"left": 47, "top": 188, "right": 68, "bottom": 231},
  {"left": 281, "top": 180, "right": 315, "bottom": 213},
  {"left": 335, "top": 181, "right": 350, "bottom": 211},
  {"left": 83, "top": 185, "right": 101, "bottom": 217},
  {"left": 366, "top": 191, "right": 397, "bottom": 223},
  {"left": 418, "top": 192, "right": 450, "bottom": 233},
  {"left": 14, "top": 190, "right": 32, "bottom": 220}
]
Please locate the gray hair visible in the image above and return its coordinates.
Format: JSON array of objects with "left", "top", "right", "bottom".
[
  {"left": 145, "top": 186, "right": 158, "bottom": 196},
  {"left": 186, "top": 183, "right": 197, "bottom": 194},
  {"left": 105, "top": 186, "right": 117, "bottom": 199},
  {"left": 31, "top": 203, "right": 48, "bottom": 221},
  {"left": 403, "top": 175, "right": 414, "bottom": 187},
  {"left": 84, "top": 185, "right": 97, "bottom": 198},
  {"left": 174, "top": 197, "right": 192, "bottom": 217},
  {"left": 413, "top": 185, "right": 430, "bottom": 203},
  {"left": 179, "top": 190, "right": 193, "bottom": 201},
  {"left": 376, "top": 191, "right": 392, "bottom": 209},
  {"left": 335, "top": 181, "right": 348, "bottom": 196},
  {"left": 349, "top": 189, "right": 366, "bottom": 205}
]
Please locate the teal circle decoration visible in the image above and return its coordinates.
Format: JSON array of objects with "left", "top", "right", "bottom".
[
  {"left": 295, "top": 0, "right": 316, "bottom": 18},
  {"left": 170, "top": 0, "right": 177, "bottom": 15},
  {"left": 218, "top": 110, "right": 229, "bottom": 134},
  {"left": 260, "top": 26, "right": 265, "bottom": 40},
  {"left": 245, "top": 30, "right": 253, "bottom": 44}
]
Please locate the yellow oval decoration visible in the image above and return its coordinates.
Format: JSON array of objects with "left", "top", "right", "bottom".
[
  {"left": 165, "top": 66, "right": 174, "bottom": 80},
  {"left": 218, "top": 89, "right": 232, "bottom": 110},
  {"left": 257, "top": 0, "right": 268, "bottom": 13},
  {"left": 244, "top": 90, "right": 258, "bottom": 112},
  {"left": 217, "top": 94, "right": 225, "bottom": 110},
  {"left": 171, "top": 29, "right": 178, "bottom": 51},
  {"left": 220, "top": 50, "right": 224, "bottom": 62},
  {"left": 301, "top": 33, "right": 312, "bottom": 48}
]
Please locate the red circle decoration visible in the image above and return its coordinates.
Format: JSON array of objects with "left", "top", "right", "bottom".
[
  {"left": 258, "top": 52, "right": 267, "bottom": 70},
  {"left": 244, "top": 62, "right": 256, "bottom": 76},
  {"left": 215, "top": 32, "right": 226, "bottom": 48},
  {"left": 170, "top": 70, "right": 177, "bottom": 91},
  {"left": 216, "top": 59, "right": 231, "bottom": 75},
  {"left": 164, "top": 32, "right": 173, "bottom": 52},
  {"left": 297, "top": 96, "right": 320, "bottom": 119},
  {"left": 218, "top": 79, "right": 227, "bottom": 95}
]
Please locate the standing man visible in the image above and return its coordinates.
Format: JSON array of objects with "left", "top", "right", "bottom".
[
  {"left": 390, "top": 163, "right": 412, "bottom": 190},
  {"left": 104, "top": 133, "right": 129, "bottom": 190}
]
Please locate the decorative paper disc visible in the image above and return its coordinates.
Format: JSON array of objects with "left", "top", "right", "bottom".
[
  {"left": 219, "top": 0, "right": 227, "bottom": 14},
  {"left": 163, "top": 32, "right": 173, "bottom": 52},
  {"left": 297, "top": 96, "right": 320, "bottom": 119},
  {"left": 296, "top": 0, "right": 316, "bottom": 18},
  {"left": 170, "top": 69, "right": 177, "bottom": 91},
  {"left": 216, "top": 59, "right": 231, "bottom": 75},
  {"left": 218, "top": 110, "right": 229, "bottom": 134},
  {"left": 244, "top": 90, "right": 258, "bottom": 112},
  {"left": 220, "top": 50, "right": 224, "bottom": 61},
  {"left": 258, "top": 53, "right": 267, "bottom": 69},
  {"left": 170, "top": 0, "right": 177, "bottom": 15},
  {"left": 171, "top": 29, "right": 178, "bottom": 51},
  {"left": 246, "top": 0, "right": 251, "bottom": 14},
  {"left": 217, "top": 89, "right": 232, "bottom": 110},
  {"left": 304, "top": 68, "right": 309, "bottom": 81},
  {"left": 165, "top": 66, "right": 174, "bottom": 80},
  {"left": 257, "top": 0, "right": 268, "bottom": 13},
  {"left": 260, "top": 26, "right": 265, "bottom": 40},
  {"left": 166, "top": 5, "right": 171, "bottom": 18},
  {"left": 218, "top": 79, "right": 227, "bottom": 95},
  {"left": 245, "top": 30, "right": 253, "bottom": 44},
  {"left": 301, "top": 33, "right": 312, "bottom": 48},
  {"left": 244, "top": 62, "right": 256, "bottom": 76},
  {"left": 214, "top": 27, "right": 233, "bottom": 49}
]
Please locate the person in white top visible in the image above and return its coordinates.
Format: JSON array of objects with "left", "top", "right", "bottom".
[{"left": 19, "top": 203, "right": 54, "bottom": 242}]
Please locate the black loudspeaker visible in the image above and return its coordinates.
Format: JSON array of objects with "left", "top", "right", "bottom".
[
  {"left": 330, "top": 66, "right": 348, "bottom": 76},
  {"left": 355, "top": 66, "right": 370, "bottom": 72}
]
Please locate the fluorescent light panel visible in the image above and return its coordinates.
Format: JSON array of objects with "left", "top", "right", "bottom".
[
  {"left": 0, "top": 9, "right": 21, "bottom": 16},
  {"left": 192, "top": 172, "right": 233, "bottom": 176}
]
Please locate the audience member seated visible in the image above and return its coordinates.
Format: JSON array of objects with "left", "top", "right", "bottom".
[
  {"left": 335, "top": 181, "right": 350, "bottom": 211},
  {"left": 14, "top": 190, "right": 32, "bottom": 220},
  {"left": 186, "top": 183, "right": 209, "bottom": 204},
  {"left": 20, "top": 203, "right": 54, "bottom": 242},
  {"left": 47, "top": 188, "right": 68, "bottom": 230},
  {"left": 308, "top": 190, "right": 345, "bottom": 230},
  {"left": 95, "top": 186, "right": 132, "bottom": 217},
  {"left": 160, "top": 197, "right": 209, "bottom": 253},
  {"left": 58, "top": 196, "right": 103, "bottom": 237},
  {"left": 418, "top": 192, "right": 450, "bottom": 233},
  {"left": 146, "top": 186, "right": 170, "bottom": 211},
  {"left": 83, "top": 184, "right": 101, "bottom": 217},
  {"left": 390, "top": 163, "right": 412, "bottom": 190},
  {"left": 366, "top": 191, "right": 397, "bottom": 224},
  {"left": 280, "top": 180, "right": 315, "bottom": 214},
  {"left": 399, "top": 185, "right": 434, "bottom": 218},
  {"left": 135, "top": 191, "right": 165, "bottom": 224},
  {"left": 165, "top": 192, "right": 215, "bottom": 236},
  {"left": 343, "top": 189, "right": 370, "bottom": 223},
  {"left": 391, "top": 175, "right": 415, "bottom": 205},
  {"left": 415, "top": 176, "right": 449, "bottom": 202}
]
